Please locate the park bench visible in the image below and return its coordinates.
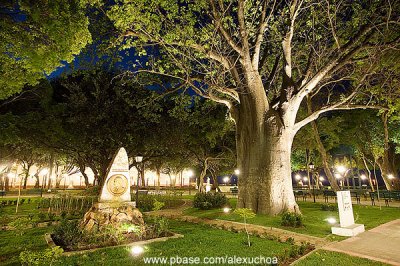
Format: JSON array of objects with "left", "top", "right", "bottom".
[
  {"left": 230, "top": 187, "right": 238, "bottom": 195},
  {"left": 148, "top": 190, "right": 167, "bottom": 195},
  {"left": 369, "top": 191, "right": 377, "bottom": 206},
  {"left": 382, "top": 191, "right": 400, "bottom": 207},
  {"left": 137, "top": 190, "right": 149, "bottom": 195},
  {"left": 0, "top": 190, "right": 5, "bottom": 197},
  {"left": 294, "top": 190, "right": 311, "bottom": 201},
  {"left": 323, "top": 190, "right": 337, "bottom": 203},
  {"left": 350, "top": 191, "right": 361, "bottom": 204}
]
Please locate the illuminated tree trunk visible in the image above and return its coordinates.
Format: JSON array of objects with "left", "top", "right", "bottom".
[{"left": 234, "top": 90, "right": 299, "bottom": 215}]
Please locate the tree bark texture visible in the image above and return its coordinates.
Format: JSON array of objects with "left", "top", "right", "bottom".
[{"left": 235, "top": 93, "right": 299, "bottom": 215}]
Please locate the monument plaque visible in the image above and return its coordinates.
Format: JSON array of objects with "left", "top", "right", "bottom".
[
  {"left": 99, "top": 147, "right": 131, "bottom": 202},
  {"left": 331, "top": 191, "right": 365, "bottom": 236}
]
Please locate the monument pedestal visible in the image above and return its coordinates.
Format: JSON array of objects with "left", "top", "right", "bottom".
[
  {"left": 81, "top": 202, "right": 144, "bottom": 232},
  {"left": 331, "top": 191, "right": 365, "bottom": 237},
  {"left": 331, "top": 224, "right": 365, "bottom": 237}
]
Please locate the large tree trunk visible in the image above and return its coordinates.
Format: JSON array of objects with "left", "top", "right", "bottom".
[{"left": 235, "top": 104, "right": 299, "bottom": 215}]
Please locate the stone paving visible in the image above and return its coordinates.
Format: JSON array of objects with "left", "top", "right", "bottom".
[{"left": 323, "top": 219, "right": 400, "bottom": 266}]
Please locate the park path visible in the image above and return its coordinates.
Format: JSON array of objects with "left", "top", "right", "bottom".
[
  {"left": 146, "top": 200, "right": 329, "bottom": 248},
  {"left": 322, "top": 219, "right": 400, "bottom": 266}
]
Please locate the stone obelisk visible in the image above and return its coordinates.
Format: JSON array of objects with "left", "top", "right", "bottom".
[
  {"left": 81, "top": 147, "right": 144, "bottom": 232},
  {"left": 99, "top": 147, "right": 131, "bottom": 203}
]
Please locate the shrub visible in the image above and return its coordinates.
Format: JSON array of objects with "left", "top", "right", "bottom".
[
  {"left": 137, "top": 194, "right": 183, "bottom": 212},
  {"left": 193, "top": 192, "right": 228, "bottom": 210},
  {"left": 321, "top": 203, "right": 337, "bottom": 211},
  {"left": 52, "top": 220, "right": 83, "bottom": 248},
  {"left": 19, "top": 246, "right": 63, "bottom": 266},
  {"left": 281, "top": 212, "right": 303, "bottom": 227},
  {"left": 137, "top": 195, "right": 156, "bottom": 212}
]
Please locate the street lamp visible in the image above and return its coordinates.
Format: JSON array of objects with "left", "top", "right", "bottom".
[
  {"left": 309, "top": 162, "right": 316, "bottom": 203},
  {"left": 223, "top": 176, "right": 230, "bottom": 184},
  {"left": 234, "top": 169, "right": 240, "bottom": 175},
  {"left": 336, "top": 165, "right": 347, "bottom": 174},
  {"left": 135, "top": 155, "right": 143, "bottom": 208}
]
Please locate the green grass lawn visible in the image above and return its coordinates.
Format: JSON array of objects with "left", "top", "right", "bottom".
[
  {"left": 0, "top": 220, "right": 295, "bottom": 265},
  {"left": 0, "top": 226, "right": 51, "bottom": 265},
  {"left": 184, "top": 199, "right": 400, "bottom": 238},
  {"left": 294, "top": 250, "right": 390, "bottom": 266}
]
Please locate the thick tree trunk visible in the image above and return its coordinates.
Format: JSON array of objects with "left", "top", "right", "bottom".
[{"left": 235, "top": 107, "right": 299, "bottom": 215}]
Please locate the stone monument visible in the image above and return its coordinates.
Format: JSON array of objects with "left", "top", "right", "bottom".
[
  {"left": 205, "top": 177, "right": 211, "bottom": 192},
  {"left": 81, "top": 147, "right": 144, "bottom": 232},
  {"left": 331, "top": 190, "right": 365, "bottom": 236}
]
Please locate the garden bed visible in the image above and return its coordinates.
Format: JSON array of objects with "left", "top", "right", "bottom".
[{"left": 45, "top": 231, "right": 184, "bottom": 255}]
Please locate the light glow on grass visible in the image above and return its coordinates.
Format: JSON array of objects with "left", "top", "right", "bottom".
[
  {"left": 326, "top": 217, "right": 337, "bottom": 225},
  {"left": 131, "top": 246, "right": 144, "bottom": 256},
  {"left": 223, "top": 207, "right": 231, "bottom": 213}
]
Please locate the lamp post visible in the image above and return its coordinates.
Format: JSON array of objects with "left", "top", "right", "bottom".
[
  {"left": 135, "top": 155, "right": 143, "bottom": 208},
  {"left": 309, "top": 162, "right": 316, "bottom": 203}
]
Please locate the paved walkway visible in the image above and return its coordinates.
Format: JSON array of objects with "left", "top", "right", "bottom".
[{"left": 323, "top": 219, "right": 400, "bottom": 266}]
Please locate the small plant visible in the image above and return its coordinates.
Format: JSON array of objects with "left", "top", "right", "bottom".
[
  {"left": 233, "top": 208, "right": 256, "bottom": 247},
  {"left": 193, "top": 192, "right": 228, "bottom": 210},
  {"left": 19, "top": 246, "right": 63, "bottom": 266},
  {"left": 153, "top": 199, "right": 165, "bottom": 211},
  {"left": 285, "top": 237, "right": 295, "bottom": 245},
  {"left": 281, "top": 212, "right": 303, "bottom": 227}
]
